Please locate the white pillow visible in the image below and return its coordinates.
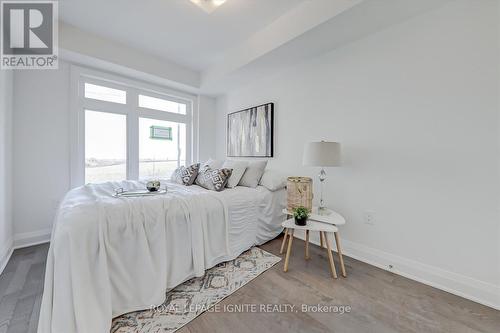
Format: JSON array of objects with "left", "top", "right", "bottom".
[
  {"left": 259, "top": 169, "right": 286, "bottom": 191},
  {"left": 238, "top": 160, "right": 268, "bottom": 188},
  {"left": 222, "top": 160, "right": 248, "bottom": 188},
  {"left": 202, "top": 158, "right": 223, "bottom": 169}
]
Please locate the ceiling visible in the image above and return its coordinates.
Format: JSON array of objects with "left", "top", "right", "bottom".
[{"left": 59, "top": 0, "right": 304, "bottom": 71}]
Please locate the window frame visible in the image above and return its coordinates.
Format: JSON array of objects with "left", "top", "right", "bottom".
[{"left": 70, "top": 65, "right": 198, "bottom": 187}]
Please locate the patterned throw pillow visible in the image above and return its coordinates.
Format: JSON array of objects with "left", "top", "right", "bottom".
[
  {"left": 170, "top": 163, "right": 200, "bottom": 185},
  {"left": 195, "top": 167, "right": 233, "bottom": 191}
]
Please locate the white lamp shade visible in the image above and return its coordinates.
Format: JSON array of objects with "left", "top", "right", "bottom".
[{"left": 303, "top": 141, "right": 341, "bottom": 167}]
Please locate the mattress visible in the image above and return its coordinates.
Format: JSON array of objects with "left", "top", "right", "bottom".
[{"left": 38, "top": 180, "right": 285, "bottom": 333}]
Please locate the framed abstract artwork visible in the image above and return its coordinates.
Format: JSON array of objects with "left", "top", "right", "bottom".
[{"left": 227, "top": 103, "right": 274, "bottom": 157}]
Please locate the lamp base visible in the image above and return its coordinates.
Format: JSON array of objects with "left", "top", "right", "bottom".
[{"left": 318, "top": 169, "right": 329, "bottom": 215}]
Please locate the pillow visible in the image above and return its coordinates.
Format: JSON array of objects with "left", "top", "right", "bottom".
[
  {"left": 238, "top": 160, "right": 268, "bottom": 188},
  {"left": 222, "top": 160, "right": 248, "bottom": 188},
  {"left": 202, "top": 158, "right": 223, "bottom": 169},
  {"left": 170, "top": 163, "right": 200, "bottom": 185},
  {"left": 259, "top": 169, "right": 286, "bottom": 191},
  {"left": 195, "top": 167, "right": 233, "bottom": 191}
]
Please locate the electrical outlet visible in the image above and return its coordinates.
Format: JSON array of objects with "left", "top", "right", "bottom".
[{"left": 364, "top": 211, "right": 375, "bottom": 225}]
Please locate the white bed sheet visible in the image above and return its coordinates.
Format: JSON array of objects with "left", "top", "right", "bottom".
[
  {"left": 38, "top": 181, "right": 285, "bottom": 333},
  {"left": 217, "top": 184, "right": 286, "bottom": 255}
]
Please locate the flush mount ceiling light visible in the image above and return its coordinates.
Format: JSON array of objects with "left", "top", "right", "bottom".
[{"left": 190, "top": 0, "right": 227, "bottom": 14}]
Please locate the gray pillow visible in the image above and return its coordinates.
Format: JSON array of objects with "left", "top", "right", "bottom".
[
  {"left": 259, "top": 169, "right": 286, "bottom": 191},
  {"left": 238, "top": 161, "right": 268, "bottom": 188},
  {"left": 222, "top": 160, "right": 248, "bottom": 188},
  {"left": 195, "top": 167, "right": 233, "bottom": 191},
  {"left": 202, "top": 158, "right": 223, "bottom": 169},
  {"left": 170, "top": 163, "right": 200, "bottom": 185}
]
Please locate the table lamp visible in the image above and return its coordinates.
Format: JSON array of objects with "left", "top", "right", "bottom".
[{"left": 303, "top": 141, "right": 342, "bottom": 215}]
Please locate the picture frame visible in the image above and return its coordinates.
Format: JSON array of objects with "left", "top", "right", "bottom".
[{"left": 227, "top": 103, "right": 274, "bottom": 157}]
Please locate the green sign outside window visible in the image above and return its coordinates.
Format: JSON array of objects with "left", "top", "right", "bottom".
[{"left": 150, "top": 126, "right": 172, "bottom": 140}]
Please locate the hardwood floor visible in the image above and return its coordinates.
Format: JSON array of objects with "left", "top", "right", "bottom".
[
  {"left": 0, "top": 244, "right": 48, "bottom": 333},
  {"left": 178, "top": 238, "right": 500, "bottom": 333},
  {"left": 0, "top": 238, "right": 498, "bottom": 333}
]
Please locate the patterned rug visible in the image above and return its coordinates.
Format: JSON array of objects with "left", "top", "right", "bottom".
[{"left": 111, "top": 247, "right": 281, "bottom": 333}]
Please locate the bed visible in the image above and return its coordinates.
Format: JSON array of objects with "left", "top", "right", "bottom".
[{"left": 38, "top": 180, "right": 286, "bottom": 333}]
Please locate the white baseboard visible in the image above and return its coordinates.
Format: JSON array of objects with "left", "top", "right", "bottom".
[
  {"left": 293, "top": 231, "right": 500, "bottom": 310},
  {"left": 13, "top": 228, "right": 51, "bottom": 249},
  {"left": 0, "top": 236, "right": 14, "bottom": 275},
  {"left": 0, "top": 229, "right": 51, "bottom": 275}
]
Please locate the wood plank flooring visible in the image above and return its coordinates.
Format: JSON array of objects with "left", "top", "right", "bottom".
[
  {"left": 1, "top": 238, "right": 498, "bottom": 333},
  {"left": 0, "top": 244, "right": 48, "bottom": 333}
]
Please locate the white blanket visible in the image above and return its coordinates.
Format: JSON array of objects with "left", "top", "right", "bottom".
[{"left": 38, "top": 181, "right": 236, "bottom": 333}]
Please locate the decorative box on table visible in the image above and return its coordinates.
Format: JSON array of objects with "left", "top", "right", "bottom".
[{"left": 286, "top": 176, "right": 313, "bottom": 212}]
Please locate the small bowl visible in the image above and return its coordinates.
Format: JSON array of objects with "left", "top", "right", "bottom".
[{"left": 146, "top": 180, "right": 161, "bottom": 192}]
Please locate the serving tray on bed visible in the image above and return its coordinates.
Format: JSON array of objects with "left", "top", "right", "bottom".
[{"left": 113, "top": 188, "right": 167, "bottom": 198}]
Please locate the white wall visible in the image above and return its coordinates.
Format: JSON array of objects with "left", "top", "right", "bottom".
[
  {"left": 0, "top": 70, "right": 13, "bottom": 271},
  {"left": 198, "top": 96, "right": 217, "bottom": 162},
  {"left": 12, "top": 61, "right": 217, "bottom": 243},
  {"left": 13, "top": 63, "right": 72, "bottom": 242},
  {"left": 215, "top": 0, "right": 500, "bottom": 307},
  {"left": 60, "top": 23, "right": 200, "bottom": 90}
]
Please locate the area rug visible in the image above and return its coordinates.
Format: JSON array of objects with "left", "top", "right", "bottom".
[{"left": 111, "top": 247, "right": 281, "bottom": 333}]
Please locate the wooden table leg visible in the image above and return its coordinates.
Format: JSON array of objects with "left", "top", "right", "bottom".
[
  {"left": 320, "top": 231, "right": 324, "bottom": 248},
  {"left": 280, "top": 228, "right": 289, "bottom": 254},
  {"left": 334, "top": 232, "right": 347, "bottom": 277},
  {"left": 305, "top": 230, "right": 310, "bottom": 259},
  {"left": 322, "top": 231, "right": 338, "bottom": 279},
  {"left": 284, "top": 229, "right": 294, "bottom": 272}
]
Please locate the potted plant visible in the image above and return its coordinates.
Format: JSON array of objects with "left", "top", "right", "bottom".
[{"left": 293, "top": 206, "right": 309, "bottom": 226}]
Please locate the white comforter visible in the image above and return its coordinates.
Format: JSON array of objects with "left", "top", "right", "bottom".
[{"left": 38, "top": 181, "right": 284, "bottom": 333}]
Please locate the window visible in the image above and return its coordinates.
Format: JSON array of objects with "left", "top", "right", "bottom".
[
  {"left": 139, "top": 94, "right": 186, "bottom": 114},
  {"left": 85, "top": 111, "right": 127, "bottom": 183},
  {"left": 71, "top": 66, "right": 195, "bottom": 186},
  {"left": 139, "top": 118, "right": 186, "bottom": 179},
  {"left": 84, "top": 83, "right": 126, "bottom": 104}
]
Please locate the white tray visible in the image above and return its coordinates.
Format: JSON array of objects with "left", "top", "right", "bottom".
[{"left": 113, "top": 188, "right": 167, "bottom": 198}]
